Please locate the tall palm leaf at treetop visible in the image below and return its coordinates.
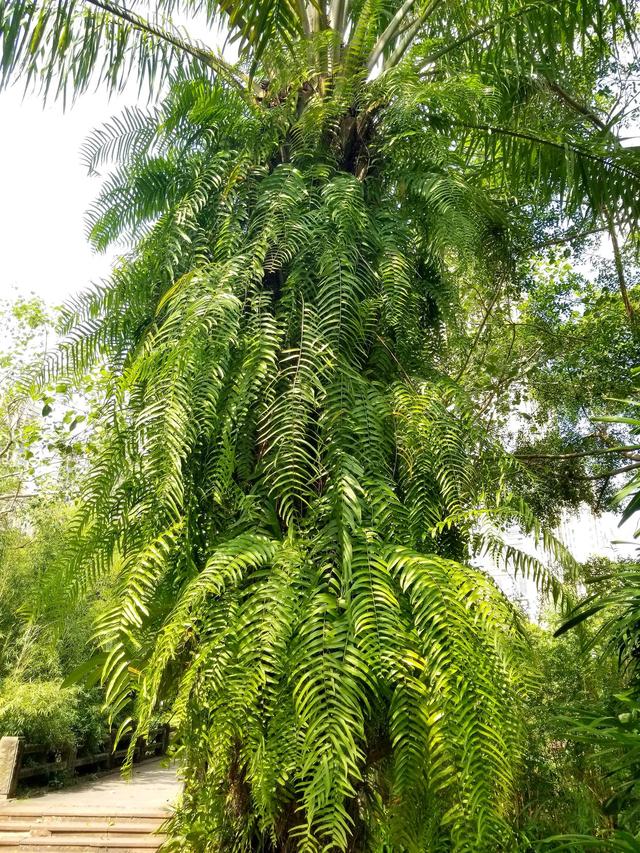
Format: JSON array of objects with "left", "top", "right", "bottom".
[{"left": 2, "top": 0, "right": 640, "bottom": 848}]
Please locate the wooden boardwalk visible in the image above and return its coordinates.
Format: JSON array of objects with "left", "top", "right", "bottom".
[{"left": 0, "top": 760, "right": 181, "bottom": 851}]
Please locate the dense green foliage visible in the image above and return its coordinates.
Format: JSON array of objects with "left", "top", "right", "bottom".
[
  {"left": 0, "top": 300, "right": 108, "bottom": 761},
  {"left": 518, "top": 585, "right": 626, "bottom": 845},
  {"left": 61, "top": 77, "right": 556, "bottom": 848},
  {"left": 3, "top": 0, "right": 640, "bottom": 848},
  {"left": 544, "top": 409, "right": 640, "bottom": 849}
]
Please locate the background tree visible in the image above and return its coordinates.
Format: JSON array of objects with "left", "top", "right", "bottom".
[
  {"left": 450, "top": 251, "right": 640, "bottom": 524},
  {"left": 0, "top": 297, "right": 109, "bottom": 758}
]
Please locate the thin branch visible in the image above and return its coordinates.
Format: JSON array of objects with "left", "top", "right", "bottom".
[
  {"left": 514, "top": 444, "right": 640, "bottom": 461},
  {"left": 455, "top": 122, "right": 640, "bottom": 184},
  {"left": 0, "top": 494, "right": 36, "bottom": 500},
  {"left": 581, "top": 462, "right": 640, "bottom": 480},
  {"left": 544, "top": 79, "right": 608, "bottom": 132},
  {"left": 476, "top": 324, "right": 528, "bottom": 419},
  {"left": 454, "top": 279, "right": 504, "bottom": 382},
  {"left": 546, "top": 70, "right": 638, "bottom": 328},
  {"left": 532, "top": 225, "right": 608, "bottom": 250},
  {"left": 605, "top": 69, "right": 640, "bottom": 128},
  {"left": 420, "top": 5, "right": 536, "bottom": 67},
  {"left": 374, "top": 334, "right": 418, "bottom": 390},
  {"left": 604, "top": 204, "right": 637, "bottom": 327}
]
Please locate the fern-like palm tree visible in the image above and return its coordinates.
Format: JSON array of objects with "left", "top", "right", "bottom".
[{"left": 3, "top": 0, "right": 640, "bottom": 848}]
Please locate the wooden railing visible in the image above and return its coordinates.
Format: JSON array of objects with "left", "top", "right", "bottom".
[{"left": 0, "top": 726, "right": 170, "bottom": 799}]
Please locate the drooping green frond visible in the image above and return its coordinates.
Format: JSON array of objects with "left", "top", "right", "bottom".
[
  {"left": 1, "top": 0, "right": 636, "bottom": 107},
  {"left": 371, "top": 67, "right": 640, "bottom": 233},
  {"left": 0, "top": 0, "right": 247, "bottom": 99},
  {"left": 37, "top": 74, "right": 584, "bottom": 848},
  {"left": 217, "top": 0, "right": 311, "bottom": 71}
]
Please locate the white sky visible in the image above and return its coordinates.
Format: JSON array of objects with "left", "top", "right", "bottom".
[
  {"left": 0, "top": 86, "right": 134, "bottom": 306},
  {"left": 0, "top": 13, "right": 226, "bottom": 308}
]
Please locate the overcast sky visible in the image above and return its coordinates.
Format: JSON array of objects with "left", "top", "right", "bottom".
[
  {"left": 0, "top": 86, "right": 137, "bottom": 306},
  {"left": 0, "top": 13, "right": 226, "bottom": 308}
]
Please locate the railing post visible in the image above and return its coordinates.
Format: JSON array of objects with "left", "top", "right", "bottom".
[
  {"left": 160, "top": 724, "right": 170, "bottom": 756},
  {"left": 0, "top": 737, "right": 23, "bottom": 800},
  {"left": 107, "top": 730, "right": 115, "bottom": 770},
  {"left": 65, "top": 744, "right": 77, "bottom": 781},
  {"left": 135, "top": 735, "right": 146, "bottom": 763}
]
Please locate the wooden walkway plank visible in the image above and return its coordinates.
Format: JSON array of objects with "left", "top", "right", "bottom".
[{"left": 0, "top": 760, "right": 180, "bottom": 852}]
